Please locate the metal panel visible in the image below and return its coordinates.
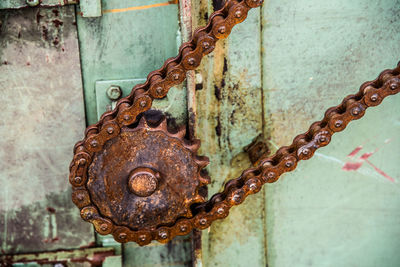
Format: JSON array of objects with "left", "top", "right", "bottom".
[
  {"left": 0, "top": 6, "right": 94, "bottom": 254},
  {"left": 76, "top": 0, "right": 192, "bottom": 265},
  {"left": 193, "top": 1, "right": 267, "bottom": 265},
  {"left": 262, "top": 0, "right": 400, "bottom": 266}
]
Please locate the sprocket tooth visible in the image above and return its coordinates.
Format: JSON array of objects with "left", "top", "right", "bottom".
[
  {"left": 138, "top": 116, "right": 150, "bottom": 128},
  {"left": 157, "top": 118, "right": 168, "bottom": 131},
  {"left": 195, "top": 155, "right": 210, "bottom": 169},
  {"left": 171, "top": 126, "right": 186, "bottom": 139},
  {"left": 185, "top": 139, "right": 201, "bottom": 153},
  {"left": 198, "top": 173, "right": 211, "bottom": 186}
]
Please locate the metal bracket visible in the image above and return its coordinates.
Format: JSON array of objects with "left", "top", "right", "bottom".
[{"left": 95, "top": 79, "right": 146, "bottom": 119}]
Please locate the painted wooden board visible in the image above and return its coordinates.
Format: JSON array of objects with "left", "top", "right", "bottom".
[{"left": 0, "top": 6, "right": 94, "bottom": 254}]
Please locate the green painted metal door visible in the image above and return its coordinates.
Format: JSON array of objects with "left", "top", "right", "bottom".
[{"left": 1, "top": 0, "right": 399, "bottom": 266}]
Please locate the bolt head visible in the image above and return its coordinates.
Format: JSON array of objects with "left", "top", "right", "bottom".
[
  {"left": 26, "top": 0, "right": 39, "bottom": 7},
  {"left": 267, "top": 171, "right": 275, "bottom": 179},
  {"left": 78, "top": 158, "right": 86, "bottom": 165},
  {"left": 285, "top": 161, "right": 293, "bottom": 168},
  {"left": 119, "top": 233, "right": 127, "bottom": 240},
  {"left": 123, "top": 114, "right": 131, "bottom": 121},
  {"left": 301, "top": 148, "right": 309, "bottom": 155},
  {"left": 173, "top": 73, "right": 180, "bottom": 80},
  {"left": 232, "top": 194, "right": 241, "bottom": 203},
  {"left": 74, "top": 176, "right": 82, "bottom": 184},
  {"left": 139, "top": 235, "right": 147, "bottom": 241},
  {"left": 76, "top": 193, "right": 85, "bottom": 201},
  {"left": 159, "top": 231, "right": 168, "bottom": 239},
  {"left": 107, "top": 127, "right": 114, "bottom": 134},
  {"left": 390, "top": 83, "right": 398, "bottom": 90},
  {"left": 217, "top": 207, "right": 225, "bottom": 214},
  {"left": 334, "top": 120, "right": 343, "bottom": 128},
  {"left": 218, "top": 26, "right": 226, "bottom": 34},
  {"left": 156, "top": 86, "right": 163, "bottom": 94},
  {"left": 235, "top": 10, "right": 242, "bottom": 18},
  {"left": 370, "top": 93, "right": 379, "bottom": 102},
  {"left": 90, "top": 140, "right": 98, "bottom": 147},
  {"left": 188, "top": 58, "right": 196, "bottom": 65},
  {"left": 128, "top": 168, "right": 159, "bottom": 197},
  {"left": 352, "top": 107, "right": 361, "bottom": 116},
  {"left": 249, "top": 183, "right": 257, "bottom": 191},
  {"left": 180, "top": 225, "right": 187, "bottom": 232},
  {"left": 139, "top": 100, "right": 147, "bottom": 108},
  {"left": 199, "top": 218, "right": 207, "bottom": 225},
  {"left": 106, "top": 86, "right": 122, "bottom": 101},
  {"left": 100, "top": 224, "right": 108, "bottom": 231},
  {"left": 202, "top": 41, "right": 210, "bottom": 49}
]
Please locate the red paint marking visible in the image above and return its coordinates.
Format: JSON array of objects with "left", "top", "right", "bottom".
[
  {"left": 365, "top": 160, "right": 395, "bottom": 182},
  {"left": 342, "top": 162, "right": 363, "bottom": 171},
  {"left": 347, "top": 146, "right": 363, "bottom": 158},
  {"left": 360, "top": 152, "right": 374, "bottom": 160}
]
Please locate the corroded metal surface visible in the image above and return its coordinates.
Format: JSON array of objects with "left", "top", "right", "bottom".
[
  {"left": 69, "top": 0, "right": 399, "bottom": 246},
  {"left": 85, "top": 117, "right": 209, "bottom": 230},
  {"left": 70, "top": 0, "right": 264, "bottom": 245}
]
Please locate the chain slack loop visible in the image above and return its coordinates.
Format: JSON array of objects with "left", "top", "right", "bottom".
[{"left": 69, "top": 0, "right": 400, "bottom": 246}]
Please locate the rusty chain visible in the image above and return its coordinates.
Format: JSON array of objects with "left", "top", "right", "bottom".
[{"left": 69, "top": 0, "right": 400, "bottom": 245}]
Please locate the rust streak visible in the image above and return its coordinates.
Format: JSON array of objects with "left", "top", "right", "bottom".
[{"left": 103, "top": 1, "right": 177, "bottom": 14}]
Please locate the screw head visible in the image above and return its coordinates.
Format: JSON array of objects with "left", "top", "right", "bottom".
[
  {"left": 123, "top": 114, "right": 131, "bottom": 121},
  {"left": 78, "top": 158, "right": 86, "bottom": 165},
  {"left": 199, "top": 218, "right": 207, "bottom": 225},
  {"left": 370, "top": 93, "right": 379, "bottom": 102},
  {"left": 106, "top": 86, "right": 122, "bottom": 101},
  {"left": 26, "top": 0, "right": 39, "bottom": 7},
  {"left": 74, "top": 176, "right": 82, "bottom": 184},
  {"left": 319, "top": 136, "right": 327, "bottom": 143}
]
